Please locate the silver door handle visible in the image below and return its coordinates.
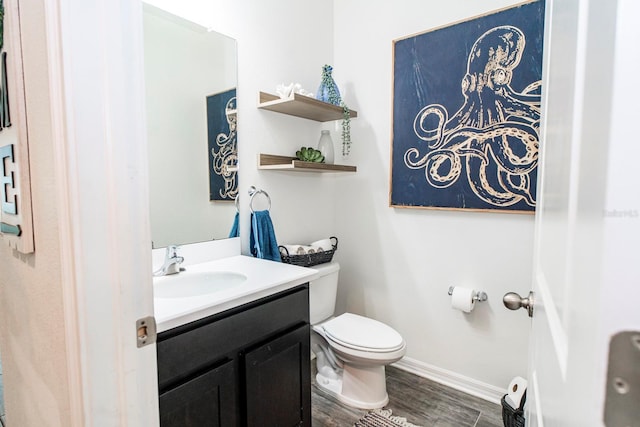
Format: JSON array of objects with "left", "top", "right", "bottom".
[{"left": 503, "top": 291, "right": 534, "bottom": 317}]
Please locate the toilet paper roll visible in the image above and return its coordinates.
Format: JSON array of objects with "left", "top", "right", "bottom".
[
  {"left": 450, "top": 287, "right": 476, "bottom": 313},
  {"left": 282, "top": 245, "right": 306, "bottom": 255},
  {"left": 310, "top": 238, "right": 333, "bottom": 251},
  {"left": 505, "top": 376, "right": 528, "bottom": 409}
]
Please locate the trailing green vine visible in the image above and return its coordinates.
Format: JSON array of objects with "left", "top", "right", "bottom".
[
  {"left": 319, "top": 64, "right": 352, "bottom": 156},
  {"left": 341, "top": 104, "right": 351, "bottom": 156}
]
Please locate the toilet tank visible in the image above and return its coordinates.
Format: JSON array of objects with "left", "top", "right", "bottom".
[{"left": 308, "top": 262, "right": 340, "bottom": 324}]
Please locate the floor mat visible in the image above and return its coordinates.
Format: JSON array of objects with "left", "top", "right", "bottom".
[{"left": 354, "top": 409, "right": 423, "bottom": 427}]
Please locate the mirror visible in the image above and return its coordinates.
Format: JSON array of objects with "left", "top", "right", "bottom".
[{"left": 143, "top": 3, "right": 238, "bottom": 248}]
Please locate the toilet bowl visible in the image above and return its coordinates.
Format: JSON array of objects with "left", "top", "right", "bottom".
[{"left": 309, "top": 262, "right": 406, "bottom": 409}]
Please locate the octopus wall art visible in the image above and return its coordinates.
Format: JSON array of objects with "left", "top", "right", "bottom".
[
  {"left": 390, "top": 0, "right": 545, "bottom": 212},
  {"left": 207, "top": 88, "right": 238, "bottom": 201}
]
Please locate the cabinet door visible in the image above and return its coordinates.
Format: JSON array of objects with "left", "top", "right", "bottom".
[
  {"left": 244, "top": 325, "right": 311, "bottom": 427},
  {"left": 159, "top": 359, "right": 237, "bottom": 427}
]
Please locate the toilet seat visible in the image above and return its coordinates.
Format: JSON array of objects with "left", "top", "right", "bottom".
[{"left": 321, "top": 313, "right": 405, "bottom": 353}]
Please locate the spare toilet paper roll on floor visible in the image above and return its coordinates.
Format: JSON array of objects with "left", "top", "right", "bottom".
[
  {"left": 450, "top": 287, "right": 476, "bottom": 313},
  {"left": 505, "top": 376, "right": 528, "bottom": 409}
]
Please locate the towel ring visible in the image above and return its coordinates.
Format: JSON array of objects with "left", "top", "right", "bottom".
[
  {"left": 248, "top": 186, "right": 271, "bottom": 213},
  {"left": 234, "top": 194, "right": 240, "bottom": 213}
]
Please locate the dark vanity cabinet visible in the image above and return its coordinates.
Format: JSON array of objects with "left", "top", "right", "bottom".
[{"left": 156, "top": 285, "right": 311, "bottom": 427}]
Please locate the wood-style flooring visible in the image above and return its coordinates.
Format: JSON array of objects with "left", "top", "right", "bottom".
[
  {"left": 0, "top": 363, "right": 502, "bottom": 427},
  {"left": 312, "top": 365, "right": 504, "bottom": 427}
]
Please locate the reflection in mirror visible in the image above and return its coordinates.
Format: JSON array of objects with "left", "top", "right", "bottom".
[{"left": 143, "top": 3, "right": 238, "bottom": 248}]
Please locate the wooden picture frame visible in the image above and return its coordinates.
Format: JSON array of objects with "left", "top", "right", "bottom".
[{"left": 390, "top": 0, "right": 545, "bottom": 214}]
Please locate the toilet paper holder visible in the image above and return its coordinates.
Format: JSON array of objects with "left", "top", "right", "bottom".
[{"left": 448, "top": 286, "right": 488, "bottom": 302}]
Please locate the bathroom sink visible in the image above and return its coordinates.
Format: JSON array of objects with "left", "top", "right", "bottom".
[{"left": 154, "top": 271, "right": 248, "bottom": 298}]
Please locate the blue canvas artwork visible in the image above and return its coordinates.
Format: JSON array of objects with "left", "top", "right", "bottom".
[
  {"left": 390, "top": 0, "right": 545, "bottom": 213},
  {"left": 207, "top": 88, "right": 238, "bottom": 201}
]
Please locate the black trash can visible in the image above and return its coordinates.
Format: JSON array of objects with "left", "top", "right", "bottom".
[{"left": 501, "top": 391, "right": 526, "bottom": 427}]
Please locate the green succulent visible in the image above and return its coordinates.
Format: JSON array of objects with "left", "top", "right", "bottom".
[{"left": 295, "top": 147, "right": 325, "bottom": 163}]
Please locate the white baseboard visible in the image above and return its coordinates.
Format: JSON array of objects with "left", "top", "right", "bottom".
[{"left": 392, "top": 357, "right": 504, "bottom": 405}]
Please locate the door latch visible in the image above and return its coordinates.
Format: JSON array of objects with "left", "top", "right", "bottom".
[
  {"left": 136, "top": 316, "right": 157, "bottom": 348},
  {"left": 604, "top": 331, "right": 640, "bottom": 426}
]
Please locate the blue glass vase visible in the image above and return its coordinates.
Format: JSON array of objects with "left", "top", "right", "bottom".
[{"left": 316, "top": 65, "right": 342, "bottom": 106}]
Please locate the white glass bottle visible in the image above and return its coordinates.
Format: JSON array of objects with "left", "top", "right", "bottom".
[{"left": 317, "top": 130, "right": 335, "bottom": 164}]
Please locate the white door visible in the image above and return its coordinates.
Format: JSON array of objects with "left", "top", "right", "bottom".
[{"left": 524, "top": 0, "right": 640, "bottom": 426}]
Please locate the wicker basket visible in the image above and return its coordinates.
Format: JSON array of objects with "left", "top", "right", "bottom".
[
  {"left": 279, "top": 237, "right": 338, "bottom": 267},
  {"left": 501, "top": 394, "right": 526, "bottom": 427}
]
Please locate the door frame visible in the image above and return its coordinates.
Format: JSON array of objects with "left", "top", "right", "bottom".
[{"left": 45, "top": 0, "right": 158, "bottom": 424}]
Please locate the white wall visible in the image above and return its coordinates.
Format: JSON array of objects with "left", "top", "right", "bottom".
[{"left": 333, "top": 0, "right": 534, "bottom": 391}]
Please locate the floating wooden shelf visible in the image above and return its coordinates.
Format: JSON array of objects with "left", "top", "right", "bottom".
[
  {"left": 257, "top": 92, "right": 358, "bottom": 122},
  {"left": 258, "top": 154, "right": 357, "bottom": 173}
]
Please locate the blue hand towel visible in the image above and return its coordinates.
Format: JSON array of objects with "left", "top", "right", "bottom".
[
  {"left": 250, "top": 210, "right": 281, "bottom": 262},
  {"left": 228, "top": 212, "right": 240, "bottom": 238}
]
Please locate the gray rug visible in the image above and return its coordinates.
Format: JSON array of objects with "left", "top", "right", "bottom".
[{"left": 354, "top": 409, "right": 423, "bottom": 427}]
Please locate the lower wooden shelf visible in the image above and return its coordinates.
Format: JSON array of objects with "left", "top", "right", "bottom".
[{"left": 258, "top": 154, "right": 356, "bottom": 173}]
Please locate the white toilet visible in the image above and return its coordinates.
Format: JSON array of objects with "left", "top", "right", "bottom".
[{"left": 309, "top": 262, "right": 406, "bottom": 409}]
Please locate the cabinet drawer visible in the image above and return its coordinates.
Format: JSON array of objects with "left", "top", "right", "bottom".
[{"left": 157, "top": 285, "right": 309, "bottom": 390}]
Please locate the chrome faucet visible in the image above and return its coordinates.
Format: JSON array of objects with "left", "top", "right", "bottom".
[{"left": 153, "top": 244, "right": 185, "bottom": 276}]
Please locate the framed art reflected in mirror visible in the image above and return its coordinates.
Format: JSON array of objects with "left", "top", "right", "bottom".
[{"left": 207, "top": 88, "right": 238, "bottom": 202}]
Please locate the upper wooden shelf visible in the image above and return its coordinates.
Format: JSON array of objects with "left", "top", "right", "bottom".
[
  {"left": 258, "top": 154, "right": 357, "bottom": 173},
  {"left": 257, "top": 92, "right": 358, "bottom": 122}
]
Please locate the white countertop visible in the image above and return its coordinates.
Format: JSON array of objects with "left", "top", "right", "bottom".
[{"left": 153, "top": 255, "right": 319, "bottom": 333}]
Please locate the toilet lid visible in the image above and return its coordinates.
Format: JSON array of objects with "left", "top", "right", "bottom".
[{"left": 321, "top": 313, "right": 405, "bottom": 352}]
